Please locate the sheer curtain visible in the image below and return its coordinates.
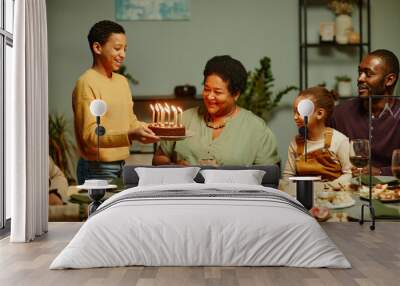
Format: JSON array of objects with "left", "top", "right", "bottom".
[{"left": 7, "top": 0, "right": 48, "bottom": 242}]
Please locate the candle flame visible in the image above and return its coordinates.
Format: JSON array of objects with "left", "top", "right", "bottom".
[
  {"left": 164, "top": 103, "right": 170, "bottom": 112},
  {"left": 151, "top": 103, "right": 182, "bottom": 127}
]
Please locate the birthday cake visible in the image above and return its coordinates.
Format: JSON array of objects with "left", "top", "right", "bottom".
[
  {"left": 149, "top": 124, "right": 186, "bottom": 137},
  {"left": 149, "top": 103, "right": 185, "bottom": 136}
]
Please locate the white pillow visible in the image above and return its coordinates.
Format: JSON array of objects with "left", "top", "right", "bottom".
[
  {"left": 200, "top": 169, "right": 266, "bottom": 185},
  {"left": 135, "top": 167, "right": 201, "bottom": 186}
]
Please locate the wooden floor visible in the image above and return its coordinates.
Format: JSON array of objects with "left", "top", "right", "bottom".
[{"left": 0, "top": 222, "right": 399, "bottom": 286}]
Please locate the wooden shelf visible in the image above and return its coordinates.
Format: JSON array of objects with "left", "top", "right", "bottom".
[
  {"left": 299, "top": 0, "right": 371, "bottom": 90},
  {"left": 301, "top": 43, "right": 369, "bottom": 48},
  {"left": 133, "top": 95, "right": 202, "bottom": 102}
]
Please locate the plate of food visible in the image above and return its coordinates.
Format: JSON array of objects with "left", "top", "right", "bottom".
[
  {"left": 359, "top": 184, "right": 400, "bottom": 203},
  {"left": 316, "top": 190, "right": 355, "bottom": 209}
]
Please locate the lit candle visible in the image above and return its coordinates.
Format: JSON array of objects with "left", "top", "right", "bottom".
[
  {"left": 157, "top": 103, "right": 163, "bottom": 124},
  {"left": 164, "top": 103, "right": 171, "bottom": 126},
  {"left": 171, "top": 105, "right": 178, "bottom": 127},
  {"left": 177, "top": 107, "right": 183, "bottom": 127},
  {"left": 150, "top": 104, "right": 155, "bottom": 123},
  {"left": 155, "top": 104, "right": 160, "bottom": 125},
  {"left": 160, "top": 105, "right": 165, "bottom": 126}
]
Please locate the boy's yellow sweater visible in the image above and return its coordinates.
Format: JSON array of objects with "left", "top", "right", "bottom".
[{"left": 72, "top": 68, "right": 143, "bottom": 162}]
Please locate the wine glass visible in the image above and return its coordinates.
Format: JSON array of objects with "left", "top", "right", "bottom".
[
  {"left": 349, "top": 139, "right": 370, "bottom": 188},
  {"left": 392, "top": 149, "right": 400, "bottom": 182}
]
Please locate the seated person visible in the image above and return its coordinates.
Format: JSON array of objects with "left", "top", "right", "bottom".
[
  {"left": 330, "top": 49, "right": 400, "bottom": 176},
  {"left": 153, "top": 55, "right": 279, "bottom": 166},
  {"left": 49, "top": 156, "right": 68, "bottom": 205},
  {"left": 283, "top": 86, "right": 352, "bottom": 184}
]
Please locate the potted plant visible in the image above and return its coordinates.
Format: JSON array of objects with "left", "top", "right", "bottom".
[
  {"left": 328, "top": 0, "right": 355, "bottom": 44},
  {"left": 237, "top": 57, "right": 297, "bottom": 122},
  {"left": 335, "top": 75, "right": 352, "bottom": 97},
  {"left": 116, "top": 64, "right": 139, "bottom": 85},
  {"left": 49, "top": 113, "right": 77, "bottom": 184}
]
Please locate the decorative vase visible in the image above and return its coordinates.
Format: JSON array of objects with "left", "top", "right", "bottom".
[
  {"left": 348, "top": 31, "right": 361, "bottom": 44},
  {"left": 338, "top": 80, "right": 352, "bottom": 97},
  {"left": 335, "top": 14, "right": 352, "bottom": 44}
]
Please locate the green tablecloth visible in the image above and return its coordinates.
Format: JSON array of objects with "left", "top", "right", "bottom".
[
  {"left": 352, "top": 175, "right": 399, "bottom": 186},
  {"left": 333, "top": 196, "right": 400, "bottom": 220},
  {"left": 345, "top": 176, "right": 400, "bottom": 220}
]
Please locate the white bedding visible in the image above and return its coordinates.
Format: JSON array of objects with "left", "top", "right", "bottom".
[{"left": 50, "top": 183, "right": 351, "bottom": 269}]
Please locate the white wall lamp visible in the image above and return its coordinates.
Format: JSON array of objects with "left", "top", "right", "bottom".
[
  {"left": 89, "top": 99, "right": 107, "bottom": 162},
  {"left": 290, "top": 98, "right": 318, "bottom": 210},
  {"left": 297, "top": 98, "right": 315, "bottom": 162}
]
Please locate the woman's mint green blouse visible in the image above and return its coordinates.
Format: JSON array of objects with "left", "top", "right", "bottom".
[{"left": 160, "top": 107, "right": 279, "bottom": 166}]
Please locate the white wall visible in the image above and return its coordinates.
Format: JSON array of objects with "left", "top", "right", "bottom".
[{"left": 47, "top": 0, "right": 400, "bottom": 166}]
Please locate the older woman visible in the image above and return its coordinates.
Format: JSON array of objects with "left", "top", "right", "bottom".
[{"left": 152, "top": 55, "right": 279, "bottom": 166}]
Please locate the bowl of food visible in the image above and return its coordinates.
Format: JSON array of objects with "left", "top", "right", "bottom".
[
  {"left": 318, "top": 191, "right": 336, "bottom": 200},
  {"left": 316, "top": 190, "right": 355, "bottom": 209}
]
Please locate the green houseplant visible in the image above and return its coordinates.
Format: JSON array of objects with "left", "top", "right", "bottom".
[
  {"left": 49, "top": 113, "right": 77, "bottom": 183},
  {"left": 116, "top": 64, "right": 139, "bottom": 85},
  {"left": 237, "top": 57, "right": 297, "bottom": 121}
]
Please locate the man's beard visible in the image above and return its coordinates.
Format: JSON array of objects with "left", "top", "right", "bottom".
[{"left": 358, "top": 83, "right": 386, "bottom": 97}]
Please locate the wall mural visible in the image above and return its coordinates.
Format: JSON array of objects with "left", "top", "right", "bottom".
[{"left": 115, "top": 0, "right": 190, "bottom": 21}]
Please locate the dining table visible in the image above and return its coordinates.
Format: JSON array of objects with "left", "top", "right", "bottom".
[{"left": 280, "top": 178, "right": 400, "bottom": 222}]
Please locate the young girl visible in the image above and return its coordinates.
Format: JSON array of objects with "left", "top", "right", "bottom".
[{"left": 283, "top": 86, "right": 352, "bottom": 184}]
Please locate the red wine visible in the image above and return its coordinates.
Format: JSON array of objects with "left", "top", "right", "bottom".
[
  {"left": 350, "top": 156, "right": 369, "bottom": 168},
  {"left": 392, "top": 166, "right": 400, "bottom": 179}
]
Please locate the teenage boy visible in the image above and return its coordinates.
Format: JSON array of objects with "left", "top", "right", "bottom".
[{"left": 73, "top": 20, "right": 158, "bottom": 184}]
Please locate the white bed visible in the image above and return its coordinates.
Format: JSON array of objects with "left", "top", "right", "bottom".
[{"left": 50, "top": 183, "right": 351, "bottom": 269}]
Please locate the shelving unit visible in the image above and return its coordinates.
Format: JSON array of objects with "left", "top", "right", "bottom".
[{"left": 299, "top": 0, "right": 371, "bottom": 90}]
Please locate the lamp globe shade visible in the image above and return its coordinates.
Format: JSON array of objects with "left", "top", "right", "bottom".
[
  {"left": 90, "top": 99, "right": 107, "bottom": 117},
  {"left": 298, "top": 99, "right": 315, "bottom": 118}
]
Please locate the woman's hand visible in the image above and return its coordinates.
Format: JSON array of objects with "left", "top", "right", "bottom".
[
  {"left": 176, "top": 159, "right": 190, "bottom": 166},
  {"left": 152, "top": 147, "right": 190, "bottom": 166},
  {"left": 129, "top": 126, "right": 159, "bottom": 144},
  {"left": 153, "top": 147, "right": 171, "bottom": 165}
]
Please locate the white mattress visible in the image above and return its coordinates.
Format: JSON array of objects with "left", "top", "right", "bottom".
[{"left": 50, "top": 183, "right": 351, "bottom": 269}]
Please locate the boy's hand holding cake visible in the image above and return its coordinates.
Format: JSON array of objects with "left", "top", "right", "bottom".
[{"left": 128, "top": 125, "right": 160, "bottom": 144}]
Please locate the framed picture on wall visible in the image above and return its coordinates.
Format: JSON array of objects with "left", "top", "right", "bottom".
[{"left": 115, "top": 0, "right": 191, "bottom": 21}]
